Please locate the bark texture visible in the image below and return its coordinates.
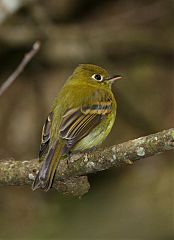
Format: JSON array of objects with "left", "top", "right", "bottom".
[{"left": 0, "top": 128, "right": 173, "bottom": 196}]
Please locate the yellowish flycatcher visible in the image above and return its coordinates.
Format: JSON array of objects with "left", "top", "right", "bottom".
[{"left": 32, "top": 64, "right": 121, "bottom": 191}]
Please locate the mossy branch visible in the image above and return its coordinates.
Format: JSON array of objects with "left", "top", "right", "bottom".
[{"left": 0, "top": 128, "right": 174, "bottom": 197}]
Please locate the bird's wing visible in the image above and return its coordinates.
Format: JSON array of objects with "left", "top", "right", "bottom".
[
  {"left": 39, "top": 112, "right": 53, "bottom": 159},
  {"left": 59, "top": 92, "right": 113, "bottom": 153},
  {"left": 33, "top": 89, "right": 114, "bottom": 191}
]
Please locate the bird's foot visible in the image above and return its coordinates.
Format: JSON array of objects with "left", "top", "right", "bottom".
[
  {"left": 67, "top": 152, "right": 83, "bottom": 164},
  {"left": 67, "top": 146, "right": 98, "bottom": 166}
]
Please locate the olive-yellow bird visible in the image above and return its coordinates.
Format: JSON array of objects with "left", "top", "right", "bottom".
[{"left": 32, "top": 64, "right": 122, "bottom": 191}]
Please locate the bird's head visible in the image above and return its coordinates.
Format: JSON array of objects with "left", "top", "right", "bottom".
[{"left": 69, "top": 64, "right": 122, "bottom": 88}]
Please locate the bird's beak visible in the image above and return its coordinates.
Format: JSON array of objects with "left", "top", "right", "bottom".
[{"left": 105, "top": 75, "right": 122, "bottom": 83}]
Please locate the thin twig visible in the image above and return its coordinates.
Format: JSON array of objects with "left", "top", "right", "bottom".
[{"left": 0, "top": 41, "right": 41, "bottom": 96}]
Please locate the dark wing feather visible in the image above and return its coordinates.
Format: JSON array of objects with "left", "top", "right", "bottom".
[
  {"left": 39, "top": 112, "right": 53, "bottom": 159},
  {"left": 59, "top": 99, "right": 112, "bottom": 152}
]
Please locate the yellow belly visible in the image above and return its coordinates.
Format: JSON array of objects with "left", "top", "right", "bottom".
[{"left": 72, "top": 111, "right": 115, "bottom": 152}]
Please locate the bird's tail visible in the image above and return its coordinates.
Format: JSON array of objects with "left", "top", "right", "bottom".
[{"left": 32, "top": 140, "right": 65, "bottom": 191}]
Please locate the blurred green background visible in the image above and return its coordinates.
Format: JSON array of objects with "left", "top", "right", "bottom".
[{"left": 0, "top": 0, "right": 173, "bottom": 239}]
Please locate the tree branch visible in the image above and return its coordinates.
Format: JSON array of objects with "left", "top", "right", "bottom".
[
  {"left": 0, "top": 41, "right": 40, "bottom": 96},
  {"left": 0, "top": 128, "right": 173, "bottom": 196}
]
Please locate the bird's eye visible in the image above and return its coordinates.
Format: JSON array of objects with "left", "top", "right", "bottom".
[{"left": 92, "top": 74, "right": 103, "bottom": 81}]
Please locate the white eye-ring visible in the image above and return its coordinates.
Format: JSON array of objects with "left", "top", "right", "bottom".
[{"left": 92, "top": 74, "right": 103, "bottom": 82}]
